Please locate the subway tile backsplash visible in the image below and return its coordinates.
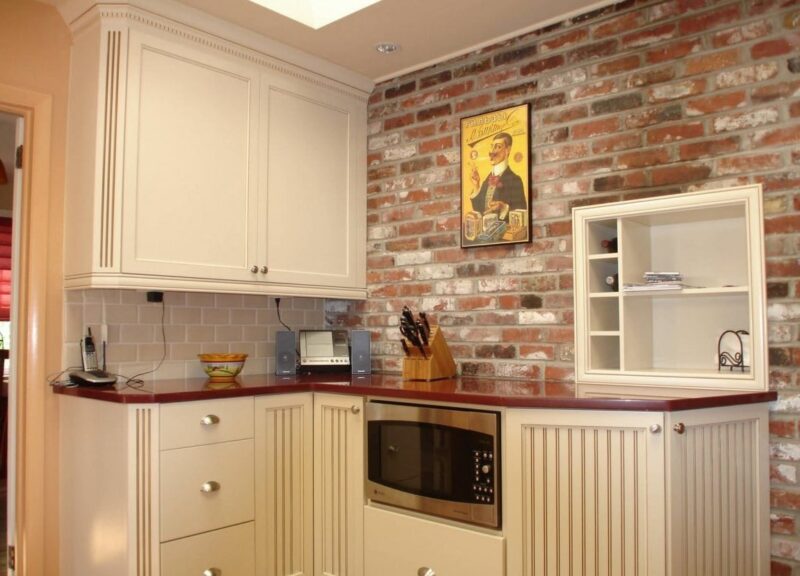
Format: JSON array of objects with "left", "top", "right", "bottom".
[{"left": 64, "top": 289, "right": 326, "bottom": 381}]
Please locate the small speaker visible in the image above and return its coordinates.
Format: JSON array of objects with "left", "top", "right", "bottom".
[
  {"left": 275, "top": 330, "right": 296, "bottom": 375},
  {"left": 350, "top": 330, "right": 371, "bottom": 375}
]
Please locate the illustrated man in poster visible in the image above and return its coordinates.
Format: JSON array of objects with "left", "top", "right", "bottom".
[{"left": 469, "top": 132, "right": 527, "bottom": 223}]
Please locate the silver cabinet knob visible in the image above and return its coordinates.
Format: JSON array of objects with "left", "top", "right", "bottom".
[
  {"left": 351, "top": 405, "right": 361, "bottom": 414},
  {"left": 250, "top": 265, "right": 258, "bottom": 273},
  {"left": 201, "top": 414, "right": 220, "bottom": 426},
  {"left": 649, "top": 424, "right": 661, "bottom": 433},
  {"left": 418, "top": 568, "right": 435, "bottom": 576},
  {"left": 200, "top": 481, "right": 221, "bottom": 493},
  {"left": 260, "top": 265, "right": 268, "bottom": 273},
  {"left": 673, "top": 422, "right": 686, "bottom": 435},
  {"left": 202, "top": 569, "right": 221, "bottom": 576}
]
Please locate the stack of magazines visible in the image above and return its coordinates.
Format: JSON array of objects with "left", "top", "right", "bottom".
[{"left": 623, "top": 272, "right": 686, "bottom": 292}]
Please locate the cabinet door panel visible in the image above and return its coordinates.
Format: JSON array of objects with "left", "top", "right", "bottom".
[
  {"left": 161, "top": 522, "right": 255, "bottom": 576},
  {"left": 123, "top": 31, "right": 260, "bottom": 281},
  {"left": 364, "top": 506, "right": 504, "bottom": 576},
  {"left": 254, "top": 394, "right": 314, "bottom": 576},
  {"left": 260, "top": 74, "right": 366, "bottom": 290}
]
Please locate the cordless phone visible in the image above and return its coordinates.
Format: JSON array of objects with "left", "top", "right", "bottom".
[{"left": 70, "top": 329, "right": 116, "bottom": 386}]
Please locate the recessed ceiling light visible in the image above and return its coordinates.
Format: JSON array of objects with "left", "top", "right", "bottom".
[
  {"left": 247, "top": 0, "right": 383, "bottom": 29},
  {"left": 375, "top": 43, "right": 400, "bottom": 54}
]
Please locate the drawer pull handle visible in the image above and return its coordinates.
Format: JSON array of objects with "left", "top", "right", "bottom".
[
  {"left": 418, "top": 568, "right": 435, "bottom": 576},
  {"left": 649, "top": 424, "right": 661, "bottom": 433},
  {"left": 200, "top": 481, "right": 221, "bottom": 493},
  {"left": 201, "top": 414, "right": 220, "bottom": 426},
  {"left": 351, "top": 405, "right": 361, "bottom": 414},
  {"left": 250, "top": 265, "right": 258, "bottom": 273},
  {"left": 202, "top": 569, "right": 221, "bottom": 576},
  {"left": 673, "top": 422, "right": 686, "bottom": 435}
]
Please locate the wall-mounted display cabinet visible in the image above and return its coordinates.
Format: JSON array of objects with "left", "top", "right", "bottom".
[
  {"left": 63, "top": 4, "right": 368, "bottom": 299},
  {"left": 573, "top": 185, "right": 767, "bottom": 397}
]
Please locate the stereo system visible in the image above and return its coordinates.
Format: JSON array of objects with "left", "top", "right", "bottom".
[{"left": 274, "top": 329, "right": 371, "bottom": 375}]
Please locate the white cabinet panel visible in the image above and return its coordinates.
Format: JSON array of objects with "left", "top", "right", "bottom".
[
  {"left": 160, "top": 396, "right": 254, "bottom": 450},
  {"left": 160, "top": 522, "right": 255, "bottom": 576},
  {"left": 122, "top": 30, "right": 260, "bottom": 282},
  {"left": 364, "top": 506, "right": 504, "bottom": 576}
]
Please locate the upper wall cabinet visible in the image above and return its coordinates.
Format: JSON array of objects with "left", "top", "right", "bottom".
[
  {"left": 572, "top": 185, "right": 767, "bottom": 397},
  {"left": 63, "top": 5, "right": 368, "bottom": 299}
]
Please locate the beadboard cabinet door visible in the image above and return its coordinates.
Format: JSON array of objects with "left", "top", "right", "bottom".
[
  {"left": 313, "top": 393, "right": 364, "bottom": 576},
  {"left": 258, "top": 72, "right": 367, "bottom": 292},
  {"left": 254, "top": 393, "right": 315, "bottom": 576},
  {"left": 121, "top": 29, "right": 261, "bottom": 283}
]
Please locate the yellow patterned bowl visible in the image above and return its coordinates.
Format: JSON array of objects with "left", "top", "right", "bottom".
[{"left": 198, "top": 353, "right": 248, "bottom": 382}]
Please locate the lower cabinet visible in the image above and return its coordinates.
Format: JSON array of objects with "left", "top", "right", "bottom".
[
  {"left": 254, "top": 392, "right": 364, "bottom": 576},
  {"left": 161, "top": 522, "right": 256, "bottom": 576},
  {"left": 364, "top": 506, "right": 505, "bottom": 576},
  {"left": 505, "top": 403, "right": 770, "bottom": 576}
]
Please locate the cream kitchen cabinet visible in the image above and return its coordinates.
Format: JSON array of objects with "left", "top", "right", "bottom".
[
  {"left": 254, "top": 392, "right": 364, "bottom": 576},
  {"left": 59, "top": 394, "right": 256, "bottom": 576},
  {"left": 64, "top": 4, "right": 367, "bottom": 299},
  {"left": 364, "top": 506, "right": 505, "bottom": 576},
  {"left": 572, "top": 184, "right": 767, "bottom": 397},
  {"left": 505, "top": 402, "right": 770, "bottom": 576}
]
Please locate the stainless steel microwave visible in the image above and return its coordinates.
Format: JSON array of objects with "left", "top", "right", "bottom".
[{"left": 366, "top": 400, "right": 500, "bottom": 529}]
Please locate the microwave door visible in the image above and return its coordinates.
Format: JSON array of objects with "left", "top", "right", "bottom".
[{"left": 377, "top": 423, "right": 423, "bottom": 491}]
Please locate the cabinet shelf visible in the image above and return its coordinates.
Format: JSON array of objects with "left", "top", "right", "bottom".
[{"left": 573, "top": 185, "right": 767, "bottom": 395}]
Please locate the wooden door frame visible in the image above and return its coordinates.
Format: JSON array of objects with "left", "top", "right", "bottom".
[{"left": 0, "top": 81, "right": 58, "bottom": 576}]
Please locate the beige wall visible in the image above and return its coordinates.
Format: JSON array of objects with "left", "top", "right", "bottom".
[{"left": 0, "top": 0, "right": 70, "bottom": 574}]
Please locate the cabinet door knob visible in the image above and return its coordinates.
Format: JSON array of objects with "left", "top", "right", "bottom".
[
  {"left": 418, "top": 568, "right": 435, "bottom": 576},
  {"left": 260, "top": 265, "right": 269, "bottom": 274},
  {"left": 649, "top": 424, "right": 661, "bottom": 433},
  {"left": 351, "top": 405, "right": 361, "bottom": 414},
  {"left": 673, "top": 422, "right": 686, "bottom": 435},
  {"left": 202, "top": 569, "right": 221, "bottom": 576},
  {"left": 250, "top": 265, "right": 258, "bottom": 273},
  {"left": 200, "top": 480, "right": 221, "bottom": 493},
  {"left": 201, "top": 414, "right": 220, "bottom": 426}
]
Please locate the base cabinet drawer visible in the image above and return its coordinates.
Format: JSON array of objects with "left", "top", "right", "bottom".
[
  {"left": 161, "top": 439, "right": 255, "bottom": 541},
  {"left": 364, "top": 506, "right": 504, "bottom": 576},
  {"left": 161, "top": 522, "right": 256, "bottom": 576}
]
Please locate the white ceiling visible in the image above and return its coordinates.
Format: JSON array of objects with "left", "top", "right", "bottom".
[{"left": 165, "top": 0, "right": 614, "bottom": 82}]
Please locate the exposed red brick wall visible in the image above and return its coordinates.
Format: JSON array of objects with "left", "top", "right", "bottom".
[{"left": 328, "top": 0, "right": 800, "bottom": 568}]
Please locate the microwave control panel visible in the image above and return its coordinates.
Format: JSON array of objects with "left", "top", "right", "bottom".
[{"left": 472, "top": 449, "right": 495, "bottom": 504}]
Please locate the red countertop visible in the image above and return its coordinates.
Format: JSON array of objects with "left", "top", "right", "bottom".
[{"left": 51, "top": 372, "right": 776, "bottom": 411}]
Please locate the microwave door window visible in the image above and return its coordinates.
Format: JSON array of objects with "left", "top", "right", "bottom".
[{"left": 376, "top": 422, "right": 423, "bottom": 491}]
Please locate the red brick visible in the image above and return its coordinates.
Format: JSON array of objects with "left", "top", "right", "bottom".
[
  {"left": 397, "top": 283, "right": 433, "bottom": 297},
  {"left": 519, "top": 344, "right": 555, "bottom": 360},
  {"left": 398, "top": 221, "right": 433, "bottom": 236},
  {"left": 647, "top": 122, "right": 705, "bottom": 144},
  {"left": 627, "top": 67, "right": 675, "bottom": 88},
  {"left": 593, "top": 171, "right": 648, "bottom": 192},
  {"left": 646, "top": 38, "right": 702, "bottom": 64},
  {"left": 678, "top": 5, "right": 741, "bottom": 35},
  {"left": 541, "top": 28, "right": 589, "bottom": 52},
  {"left": 592, "top": 133, "right": 641, "bottom": 154},
  {"left": 593, "top": 13, "right": 644, "bottom": 38},
  {"left": 544, "top": 367, "right": 576, "bottom": 383},
  {"left": 367, "top": 255, "right": 394, "bottom": 269},
  {"left": 571, "top": 80, "right": 617, "bottom": 101},
  {"left": 368, "top": 165, "right": 397, "bottom": 181},
  {"left": 419, "top": 201, "right": 454, "bottom": 217},
  {"left": 419, "top": 136, "right": 452, "bottom": 154},
  {"left": 712, "top": 20, "right": 773, "bottom": 47},
  {"left": 791, "top": 101, "right": 800, "bottom": 118},
  {"left": 771, "top": 512, "right": 796, "bottom": 534},
  {"left": 562, "top": 157, "right": 614, "bottom": 177},
  {"left": 457, "top": 296, "right": 496, "bottom": 311},
  {"left": 753, "top": 125, "right": 800, "bottom": 148},
  {"left": 772, "top": 560, "right": 794, "bottom": 576},
  {"left": 520, "top": 55, "right": 565, "bottom": 76},
  {"left": 594, "top": 55, "right": 640, "bottom": 77},
  {"left": 768, "top": 258, "right": 800, "bottom": 277},
  {"left": 382, "top": 268, "right": 414, "bottom": 282},
  {"left": 651, "top": 163, "right": 711, "bottom": 185},
  {"left": 540, "top": 143, "right": 589, "bottom": 163},
  {"left": 622, "top": 23, "right": 676, "bottom": 49},
  {"left": 496, "top": 81, "right": 538, "bottom": 102},
  {"left": 398, "top": 189, "right": 431, "bottom": 204},
  {"left": 567, "top": 39, "right": 618, "bottom": 63},
  {"left": 367, "top": 195, "right": 396, "bottom": 210},
  {"left": 618, "top": 149, "right": 671, "bottom": 169},
  {"left": 648, "top": 79, "right": 706, "bottom": 103},
  {"left": 752, "top": 80, "right": 800, "bottom": 104},
  {"left": 772, "top": 489, "right": 800, "bottom": 510},
  {"left": 718, "top": 153, "right": 782, "bottom": 175},
  {"left": 540, "top": 105, "right": 588, "bottom": 125},
  {"left": 771, "top": 418, "right": 798, "bottom": 438},
  {"left": 679, "top": 136, "right": 740, "bottom": 160},
  {"left": 478, "top": 68, "right": 519, "bottom": 89},
  {"left": 384, "top": 113, "right": 415, "bottom": 130},
  {"left": 684, "top": 49, "right": 740, "bottom": 76},
  {"left": 766, "top": 215, "right": 800, "bottom": 234},
  {"left": 686, "top": 91, "right": 746, "bottom": 116},
  {"left": 455, "top": 94, "right": 494, "bottom": 113},
  {"left": 404, "top": 124, "right": 437, "bottom": 140},
  {"left": 572, "top": 117, "right": 620, "bottom": 140},
  {"left": 501, "top": 328, "right": 544, "bottom": 342},
  {"left": 751, "top": 37, "right": 795, "bottom": 59}
]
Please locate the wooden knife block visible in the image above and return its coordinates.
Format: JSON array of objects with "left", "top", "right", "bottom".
[{"left": 402, "top": 326, "right": 457, "bottom": 381}]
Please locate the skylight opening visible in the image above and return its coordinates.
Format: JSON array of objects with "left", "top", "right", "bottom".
[{"left": 247, "top": 0, "right": 383, "bottom": 29}]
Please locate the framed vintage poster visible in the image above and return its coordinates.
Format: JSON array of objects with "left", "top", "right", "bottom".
[{"left": 460, "top": 103, "right": 531, "bottom": 247}]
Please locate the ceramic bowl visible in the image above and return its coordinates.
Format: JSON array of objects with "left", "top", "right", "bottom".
[{"left": 198, "top": 353, "right": 248, "bottom": 382}]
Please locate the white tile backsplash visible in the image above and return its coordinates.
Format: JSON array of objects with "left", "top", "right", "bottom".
[{"left": 63, "top": 290, "right": 326, "bottom": 381}]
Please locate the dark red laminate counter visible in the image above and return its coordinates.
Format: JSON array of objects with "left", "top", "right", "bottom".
[{"left": 51, "top": 373, "right": 776, "bottom": 411}]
